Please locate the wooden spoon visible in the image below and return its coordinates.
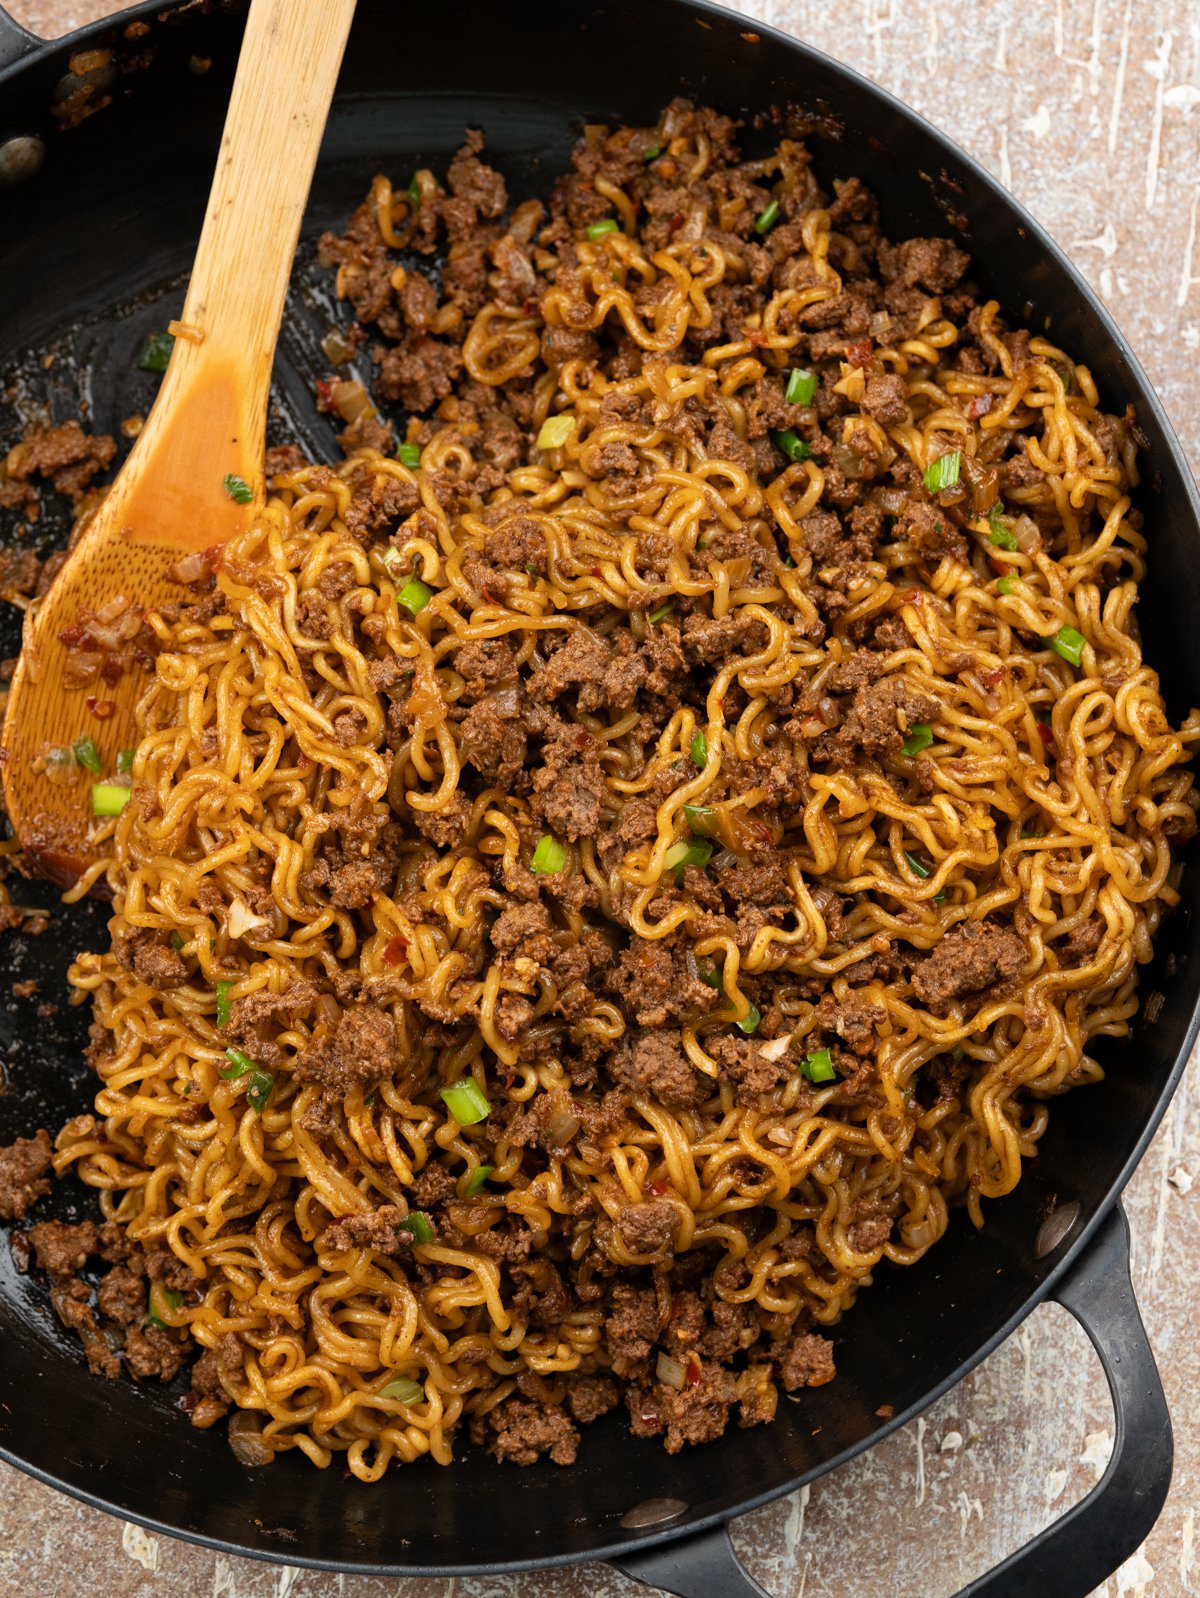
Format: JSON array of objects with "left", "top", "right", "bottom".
[{"left": 0, "top": 0, "right": 357, "bottom": 889}]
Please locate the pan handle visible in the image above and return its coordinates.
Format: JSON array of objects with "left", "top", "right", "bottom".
[
  {"left": 613, "top": 1205, "right": 1170, "bottom": 1598},
  {"left": 0, "top": 4, "right": 39, "bottom": 70}
]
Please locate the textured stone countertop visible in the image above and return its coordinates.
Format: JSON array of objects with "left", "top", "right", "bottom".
[{"left": 2, "top": 1, "right": 1199, "bottom": 1595}]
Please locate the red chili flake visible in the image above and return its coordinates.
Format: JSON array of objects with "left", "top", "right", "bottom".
[
  {"left": 668, "top": 214, "right": 685, "bottom": 235},
  {"left": 980, "top": 666, "right": 1006, "bottom": 688},
  {"left": 1037, "top": 721, "right": 1054, "bottom": 747},
  {"left": 847, "top": 338, "right": 872, "bottom": 368},
  {"left": 85, "top": 696, "right": 115, "bottom": 719},
  {"left": 685, "top": 1357, "right": 703, "bottom": 1387},
  {"left": 647, "top": 1181, "right": 667, "bottom": 1197},
  {"left": 575, "top": 728, "right": 591, "bottom": 749},
  {"left": 640, "top": 1412, "right": 660, "bottom": 1428},
  {"left": 100, "top": 657, "right": 125, "bottom": 684},
  {"left": 176, "top": 1391, "right": 199, "bottom": 1413},
  {"left": 968, "top": 394, "right": 994, "bottom": 419},
  {"left": 501, "top": 1065, "right": 517, "bottom": 1090},
  {"left": 296, "top": 752, "right": 312, "bottom": 772},
  {"left": 383, "top": 935, "right": 409, "bottom": 966},
  {"left": 314, "top": 379, "right": 335, "bottom": 410},
  {"left": 592, "top": 567, "right": 604, "bottom": 578},
  {"left": 58, "top": 622, "right": 85, "bottom": 647}
]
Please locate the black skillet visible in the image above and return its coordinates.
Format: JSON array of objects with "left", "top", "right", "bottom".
[{"left": 0, "top": 3, "right": 1196, "bottom": 1594}]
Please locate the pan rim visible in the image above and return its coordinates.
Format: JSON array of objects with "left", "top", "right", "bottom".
[{"left": 1, "top": 0, "right": 1198, "bottom": 1577}]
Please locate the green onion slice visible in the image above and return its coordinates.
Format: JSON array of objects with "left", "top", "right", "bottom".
[
  {"left": 800, "top": 1047, "right": 836, "bottom": 1083},
  {"left": 215, "top": 980, "right": 233, "bottom": 1029},
  {"left": 382, "top": 1375, "right": 425, "bottom": 1405},
  {"left": 682, "top": 804, "right": 718, "bottom": 838},
  {"left": 530, "top": 834, "right": 567, "bottom": 874},
  {"left": 223, "top": 473, "right": 253, "bottom": 504},
  {"left": 137, "top": 331, "right": 174, "bottom": 373},
  {"left": 396, "top": 442, "right": 421, "bottom": 469},
  {"left": 698, "top": 960, "right": 724, "bottom": 990},
  {"left": 146, "top": 1283, "right": 183, "bottom": 1330},
  {"left": 784, "top": 368, "right": 817, "bottom": 406},
  {"left": 644, "top": 144, "right": 661, "bottom": 161},
  {"left": 648, "top": 600, "right": 675, "bottom": 623},
  {"left": 397, "top": 577, "right": 433, "bottom": 615},
  {"left": 74, "top": 735, "right": 102, "bottom": 774},
  {"left": 996, "top": 576, "right": 1016, "bottom": 596},
  {"left": 987, "top": 504, "right": 1018, "bottom": 551},
  {"left": 770, "top": 428, "right": 810, "bottom": 463},
  {"left": 586, "top": 218, "right": 619, "bottom": 240},
  {"left": 116, "top": 748, "right": 135, "bottom": 776},
  {"left": 92, "top": 783, "right": 130, "bottom": 816},
  {"left": 406, "top": 173, "right": 421, "bottom": 204},
  {"left": 536, "top": 414, "right": 575, "bottom": 450},
  {"left": 923, "top": 451, "right": 962, "bottom": 493},
  {"left": 1045, "top": 625, "right": 1085, "bottom": 666},
  {"left": 441, "top": 1079, "right": 491, "bottom": 1125},
  {"left": 246, "top": 1070, "right": 274, "bottom": 1113},
  {"left": 903, "top": 851, "right": 931, "bottom": 879},
  {"left": 664, "top": 837, "right": 714, "bottom": 881},
  {"left": 690, "top": 731, "right": 708, "bottom": 768},
  {"left": 754, "top": 198, "right": 781, "bottom": 234},
  {"left": 902, "top": 722, "right": 933, "bottom": 757},
  {"left": 396, "top": 1212, "right": 434, "bottom": 1245},
  {"left": 221, "top": 1046, "right": 255, "bottom": 1080},
  {"left": 464, "top": 1165, "right": 494, "bottom": 1198},
  {"left": 737, "top": 1003, "right": 762, "bottom": 1036},
  {"left": 169, "top": 931, "right": 185, "bottom": 952}
]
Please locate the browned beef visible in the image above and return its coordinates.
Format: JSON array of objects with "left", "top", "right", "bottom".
[
  {"left": 295, "top": 1008, "right": 399, "bottom": 1090},
  {"left": 0, "top": 1129, "right": 53, "bottom": 1222},
  {"left": 780, "top": 1332, "right": 836, "bottom": 1390},
  {"left": 565, "top": 1374, "right": 621, "bottom": 1424},
  {"left": 606, "top": 1031, "right": 706, "bottom": 1109},
  {"left": 605, "top": 944, "right": 714, "bottom": 1029},
  {"left": 322, "top": 1204, "right": 427, "bottom": 1254},
  {"left": 480, "top": 1396, "right": 579, "bottom": 1466},
  {"left": 132, "top": 940, "right": 188, "bottom": 990},
  {"left": 911, "top": 920, "right": 1026, "bottom": 1010},
  {"left": 627, "top": 1364, "right": 738, "bottom": 1452},
  {"left": 616, "top": 1201, "right": 678, "bottom": 1255},
  {"left": 605, "top": 1284, "right": 661, "bottom": 1365},
  {"left": 707, "top": 1035, "right": 789, "bottom": 1105}
]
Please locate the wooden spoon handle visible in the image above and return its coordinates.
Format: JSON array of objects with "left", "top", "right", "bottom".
[{"left": 106, "top": 0, "right": 357, "bottom": 549}]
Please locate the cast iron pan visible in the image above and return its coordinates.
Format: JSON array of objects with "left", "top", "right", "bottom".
[{"left": 0, "top": 4, "right": 1196, "bottom": 1594}]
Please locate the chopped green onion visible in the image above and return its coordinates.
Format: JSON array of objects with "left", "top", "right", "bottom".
[
  {"left": 770, "top": 428, "right": 810, "bottom": 464},
  {"left": 381, "top": 1375, "right": 425, "bottom": 1405},
  {"left": 169, "top": 932, "right": 185, "bottom": 952},
  {"left": 1045, "top": 625, "right": 1085, "bottom": 667},
  {"left": 923, "top": 451, "right": 962, "bottom": 493},
  {"left": 1057, "top": 364, "right": 1073, "bottom": 393},
  {"left": 949, "top": 1045, "right": 965, "bottom": 1062},
  {"left": 222, "top": 473, "right": 253, "bottom": 504},
  {"left": 221, "top": 1047, "right": 255, "bottom": 1080},
  {"left": 397, "top": 577, "right": 433, "bottom": 615},
  {"left": 664, "top": 837, "right": 714, "bottom": 882},
  {"left": 246, "top": 1070, "right": 274, "bottom": 1113},
  {"left": 530, "top": 834, "right": 567, "bottom": 874},
  {"left": 903, "top": 851, "right": 931, "bottom": 879},
  {"left": 137, "top": 330, "right": 174, "bottom": 373},
  {"left": 1019, "top": 825, "right": 1042, "bottom": 840},
  {"left": 644, "top": 144, "right": 661, "bottom": 161},
  {"left": 396, "top": 1212, "right": 434, "bottom": 1245},
  {"left": 690, "top": 731, "right": 708, "bottom": 767},
  {"left": 737, "top": 1003, "right": 762, "bottom": 1036},
  {"left": 406, "top": 173, "right": 420, "bottom": 204},
  {"left": 682, "top": 804, "right": 718, "bottom": 838},
  {"left": 441, "top": 1079, "right": 491, "bottom": 1125},
  {"left": 902, "top": 723, "right": 933, "bottom": 757},
  {"left": 648, "top": 601, "right": 675, "bottom": 624},
  {"left": 536, "top": 415, "right": 575, "bottom": 450},
  {"left": 800, "top": 1047, "right": 836, "bottom": 1083},
  {"left": 146, "top": 1284, "right": 183, "bottom": 1330},
  {"left": 784, "top": 368, "right": 817, "bottom": 406},
  {"left": 396, "top": 442, "right": 421, "bottom": 469},
  {"left": 73, "top": 735, "right": 102, "bottom": 774},
  {"left": 116, "top": 748, "right": 135, "bottom": 776},
  {"left": 698, "top": 960, "right": 724, "bottom": 989},
  {"left": 996, "top": 576, "right": 1016, "bottom": 596},
  {"left": 91, "top": 783, "right": 130, "bottom": 816},
  {"left": 215, "top": 980, "right": 233, "bottom": 1029},
  {"left": 754, "top": 198, "right": 781, "bottom": 234},
  {"left": 586, "top": 218, "right": 619, "bottom": 240},
  {"left": 985, "top": 501, "right": 1015, "bottom": 548},
  {"left": 465, "top": 1165, "right": 494, "bottom": 1198}
]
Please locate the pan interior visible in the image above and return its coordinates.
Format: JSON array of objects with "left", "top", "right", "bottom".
[{"left": 0, "top": 0, "right": 1196, "bottom": 1572}]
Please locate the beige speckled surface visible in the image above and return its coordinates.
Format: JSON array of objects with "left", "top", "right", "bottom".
[{"left": 2, "top": 1, "right": 1200, "bottom": 1594}]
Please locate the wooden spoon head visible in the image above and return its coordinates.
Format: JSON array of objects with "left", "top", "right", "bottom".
[{"left": 0, "top": 361, "right": 262, "bottom": 887}]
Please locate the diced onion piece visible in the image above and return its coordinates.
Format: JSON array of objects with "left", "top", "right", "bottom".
[
  {"left": 441, "top": 1079, "right": 491, "bottom": 1125},
  {"left": 656, "top": 1352, "right": 687, "bottom": 1390},
  {"left": 320, "top": 327, "right": 356, "bottom": 365},
  {"left": 329, "top": 379, "right": 375, "bottom": 424},
  {"left": 228, "top": 1411, "right": 274, "bottom": 1467},
  {"left": 226, "top": 897, "right": 268, "bottom": 939},
  {"left": 536, "top": 415, "right": 575, "bottom": 450},
  {"left": 91, "top": 782, "right": 129, "bottom": 816},
  {"left": 757, "top": 1034, "right": 792, "bottom": 1063},
  {"left": 545, "top": 1109, "right": 582, "bottom": 1147}
]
